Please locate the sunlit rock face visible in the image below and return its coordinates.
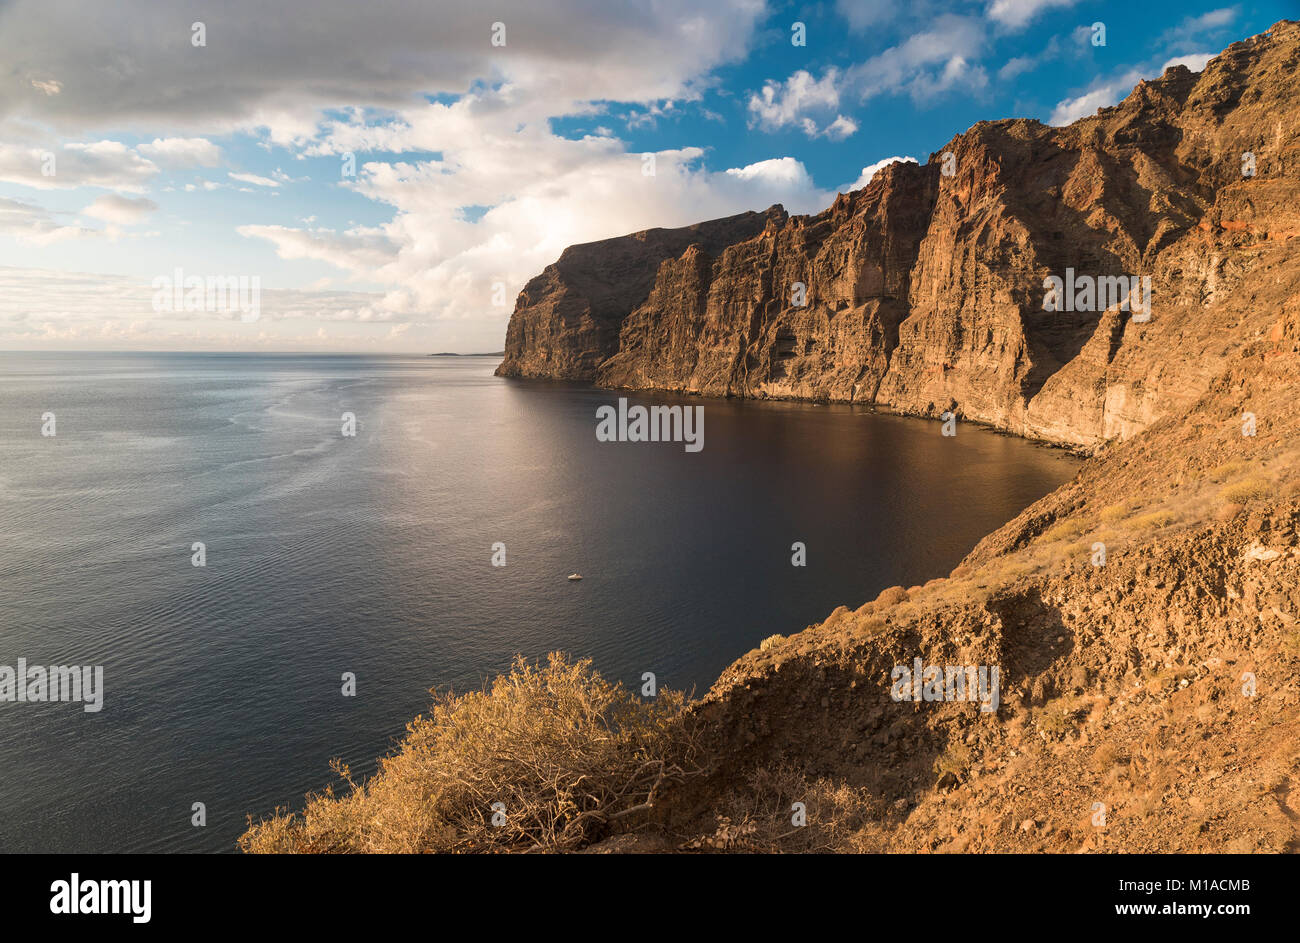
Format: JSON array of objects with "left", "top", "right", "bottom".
[{"left": 500, "top": 21, "right": 1300, "bottom": 453}]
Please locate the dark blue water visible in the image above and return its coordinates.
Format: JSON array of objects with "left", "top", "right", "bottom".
[{"left": 0, "top": 352, "right": 1079, "bottom": 852}]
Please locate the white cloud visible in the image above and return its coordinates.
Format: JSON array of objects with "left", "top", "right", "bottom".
[
  {"left": 0, "top": 197, "right": 87, "bottom": 245},
  {"left": 841, "top": 156, "right": 919, "bottom": 192},
  {"left": 0, "top": 139, "right": 158, "bottom": 191},
  {"left": 986, "top": 0, "right": 1080, "bottom": 31},
  {"left": 240, "top": 83, "right": 837, "bottom": 329},
  {"left": 821, "top": 115, "right": 859, "bottom": 140},
  {"left": 228, "top": 171, "right": 280, "bottom": 188},
  {"left": 0, "top": 0, "right": 768, "bottom": 136},
  {"left": 1160, "top": 7, "right": 1238, "bottom": 46},
  {"left": 748, "top": 69, "right": 842, "bottom": 132},
  {"left": 1161, "top": 52, "right": 1215, "bottom": 73},
  {"left": 138, "top": 137, "right": 222, "bottom": 167},
  {"left": 1048, "top": 68, "right": 1143, "bottom": 125},
  {"left": 82, "top": 194, "right": 159, "bottom": 225},
  {"left": 1047, "top": 47, "right": 1216, "bottom": 127},
  {"left": 0, "top": 265, "right": 392, "bottom": 344},
  {"left": 846, "top": 15, "right": 989, "bottom": 102}
]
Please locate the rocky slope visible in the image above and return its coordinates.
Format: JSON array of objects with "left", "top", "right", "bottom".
[
  {"left": 498, "top": 20, "right": 1300, "bottom": 453},
  {"left": 581, "top": 21, "right": 1300, "bottom": 853}
]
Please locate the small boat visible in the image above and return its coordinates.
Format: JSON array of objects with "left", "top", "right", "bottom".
[{"left": 567, "top": 573, "right": 583, "bottom": 581}]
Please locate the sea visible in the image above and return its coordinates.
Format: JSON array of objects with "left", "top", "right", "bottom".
[{"left": 0, "top": 352, "right": 1079, "bottom": 852}]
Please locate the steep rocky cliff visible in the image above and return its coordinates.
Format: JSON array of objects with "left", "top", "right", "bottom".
[
  {"left": 498, "top": 20, "right": 1300, "bottom": 452},
  {"left": 495, "top": 206, "right": 786, "bottom": 380}
]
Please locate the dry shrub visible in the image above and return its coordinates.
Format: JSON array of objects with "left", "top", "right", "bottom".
[
  {"left": 1209, "top": 461, "right": 1247, "bottom": 483},
  {"left": 1220, "top": 476, "right": 1271, "bottom": 504},
  {"left": 1064, "top": 539, "right": 1091, "bottom": 558},
  {"left": 760, "top": 633, "right": 784, "bottom": 651},
  {"left": 683, "top": 766, "right": 882, "bottom": 853},
  {"left": 875, "top": 585, "right": 909, "bottom": 607},
  {"left": 240, "top": 653, "right": 701, "bottom": 853},
  {"left": 860, "top": 616, "right": 888, "bottom": 635},
  {"left": 1035, "top": 696, "right": 1088, "bottom": 738},
  {"left": 1042, "top": 517, "right": 1086, "bottom": 542},
  {"left": 1131, "top": 510, "right": 1175, "bottom": 531},
  {"left": 1099, "top": 503, "right": 1130, "bottom": 525},
  {"left": 933, "top": 742, "right": 972, "bottom": 780}
]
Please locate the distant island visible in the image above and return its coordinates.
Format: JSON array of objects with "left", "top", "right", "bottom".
[{"left": 428, "top": 351, "right": 506, "bottom": 357}]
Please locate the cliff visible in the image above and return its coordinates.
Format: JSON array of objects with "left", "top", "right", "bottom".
[
  {"left": 495, "top": 206, "right": 787, "bottom": 380},
  {"left": 498, "top": 20, "right": 1300, "bottom": 452},
  {"left": 246, "top": 22, "right": 1300, "bottom": 854}
]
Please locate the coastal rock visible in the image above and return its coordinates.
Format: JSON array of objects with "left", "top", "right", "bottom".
[{"left": 498, "top": 20, "right": 1300, "bottom": 452}]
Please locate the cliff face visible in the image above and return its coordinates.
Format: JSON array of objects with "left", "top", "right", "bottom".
[
  {"left": 495, "top": 206, "right": 787, "bottom": 380},
  {"left": 497, "top": 20, "right": 1300, "bottom": 452}
]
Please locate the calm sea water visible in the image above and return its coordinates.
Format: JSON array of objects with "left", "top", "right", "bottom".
[{"left": 0, "top": 352, "right": 1079, "bottom": 852}]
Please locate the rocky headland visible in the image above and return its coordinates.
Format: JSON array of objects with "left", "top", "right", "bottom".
[{"left": 245, "top": 21, "right": 1300, "bottom": 853}]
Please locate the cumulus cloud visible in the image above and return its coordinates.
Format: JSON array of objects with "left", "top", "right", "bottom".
[
  {"left": 845, "top": 15, "right": 989, "bottom": 102},
  {"left": 747, "top": 15, "right": 989, "bottom": 139},
  {"left": 0, "top": 198, "right": 96, "bottom": 245},
  {"left": 137, "top": 137, "right": 222, "bottom": 167},
  {"left": 986, "top": 0, "right": 1080, "bottom": 31},
  {"left": 820, "top": 115, "right": 859, "bottom": 140},
  {"left": 1161, "top": 52, "right": 1216, "bottom": 73},
  {"left": 1159, "top": 7, "right": 1238, "bottom": 47},
  {"left": 241, "top": 84, "right": 836, "bottom": 328},
  {"left": 748, "top": 69, "right": 842, "bottom": 132},
  {"left": 0, "top": 139, "right": 158, "bottom": 191},
  {"left": 0, "top": 0, "right": 767, "bottom": 136},
  {"left": 82, "top": 194, "right": 159, "bottom": 225},
  {"left": 840, "top": 156, "right": 919, "bottom": 192}
]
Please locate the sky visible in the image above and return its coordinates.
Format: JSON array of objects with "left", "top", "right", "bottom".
[{"left": 0, "top": 0, "right": 1291, "bottom": 353}]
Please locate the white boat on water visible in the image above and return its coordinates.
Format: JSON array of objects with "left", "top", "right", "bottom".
[{"left": 567, "top": 573, "right": 582, "bottom": 581}]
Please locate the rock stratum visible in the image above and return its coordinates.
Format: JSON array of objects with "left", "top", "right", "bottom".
[{"left": 498, "top": 21, "right": 1300, "bottom": 453}]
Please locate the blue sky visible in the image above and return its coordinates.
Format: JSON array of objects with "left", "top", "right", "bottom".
[{"left": 0, "top": 0, "right": 1290, "bottom": 351}]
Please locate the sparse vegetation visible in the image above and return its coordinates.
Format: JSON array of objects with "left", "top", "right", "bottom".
[
  {"left": 1099, "top": 503, "right": 1130, "bottom": 524},
  {"left": 1220, "top": 476, "right": 1271, "bottom": 504},
  {"left": 1130, "top": 510, "right": 1175, "bottom": 531},
  {"left": 1208, "top": 461, "right": 1248, "bottom": 482},
  {"left": 683, "top": 766, "right": 882, "bottom": 853},
  {"left": 874, "top": 585, "right": 909, "bottom": 607},
  {"left": 933, "top": 742, "right": 972, "bottom": 780},
  {"left": 1042, "top": 516, "right": 1086, "bottom": 542},
  {"left": 240, "top": 653, "right": 701, "bottom": 853}
]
